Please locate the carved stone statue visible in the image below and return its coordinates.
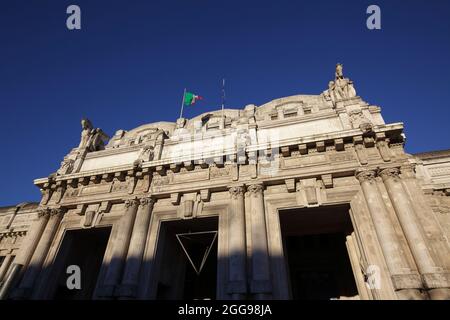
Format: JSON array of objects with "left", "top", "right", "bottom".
[
  {"left": 324, "top": 64, "right": 357, "bottom": 103},
  {"left": 56, "top": 157, "right": 75, "bottom": 175},
  {"left": 78, "top": 118, "right": 109, "bottom": 152},
  {"left": 324, "top": 81, "right": 338, "bottom": 102},
  {"left": 139, "top": 145, "right": 154, "bottom": 162},
  {"left": 87, "top": 128, "right": 109, "bottom": 152},
  {"left": 78, "top": 118, "right": 93, "bottom": 149}
]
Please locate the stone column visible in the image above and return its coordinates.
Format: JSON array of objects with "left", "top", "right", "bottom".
[
  {"left": 0, "top": 254, "right": 14, "bottom": 283},
  {"left": 247, "top": 184, "right": 272, "bottom": 299},
  {"left": 117, "top": 197, "right": 154, "bottom": 299},
  {"left": 12, "top": 207, "right": 64, "bottom": 299},
  {"left": 227, "top": 186, "right": 247, "bottom": 299},
  {"left": 0, "top": 208, "right": 50, "bottom": 299},
  {"left": 356, "top": 170, "right": 424, "bottom": 299},
  {"left": 380, "top": 167, "right": 450, "bottom": 300},
  {"left": 14, "top": 208, "right": 51, "bottom": 268},
  {"left": 99, "top": 198, "right": 139, "bottom": 298}
]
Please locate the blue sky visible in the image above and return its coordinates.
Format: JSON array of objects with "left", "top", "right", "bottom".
[{"left": 1, "top": 0, "right": 450, "bottom": 206}]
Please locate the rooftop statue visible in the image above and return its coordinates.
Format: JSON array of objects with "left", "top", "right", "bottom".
[
  {"left": 324, "top": 64, "right": 357, "bottom": 103},
  {"left": 78, "top": 118, "right": 109, "bottom": 152},
  {"left": 78, "top": 118, "right": 93, "bottom": 149}
]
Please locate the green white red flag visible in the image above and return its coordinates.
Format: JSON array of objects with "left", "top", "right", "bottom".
[{"left": 183, "top": 92, "right": 203, "bottom": 106}]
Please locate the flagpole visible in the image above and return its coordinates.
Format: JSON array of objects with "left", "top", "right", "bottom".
[
  {"left": 221, "top": 78, "right": 225, "bottom": 121},
  {"left": 179, "top": 88, "right": 186, "bottom": 119}
]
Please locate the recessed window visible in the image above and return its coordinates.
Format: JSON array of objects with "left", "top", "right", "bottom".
[
  {"left": 207, "top": 122, "right": 220, "bottom": 130},
  {"left": 284, "top": 112, "right": 298, "bottom": 118}
]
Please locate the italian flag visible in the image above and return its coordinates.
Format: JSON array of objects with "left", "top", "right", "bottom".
[{"left": 184, "top": 92, "right": 203, "bottom": 106}]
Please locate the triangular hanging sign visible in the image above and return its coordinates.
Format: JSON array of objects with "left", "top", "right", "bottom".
[{"left": 176, "top": 231, "right": 217, "bottom": 275}]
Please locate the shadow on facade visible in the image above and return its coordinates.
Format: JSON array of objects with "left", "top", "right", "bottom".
[
  {"left": 279, "top": 204, "right": 358, "bottom": 300},
  {"left": 3, "top": 205, "right": 361, "bottom": 300},
  {"left": 152, "top": 217, "right": 218, "bottom": 300}
]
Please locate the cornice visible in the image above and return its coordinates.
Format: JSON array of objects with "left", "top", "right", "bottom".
[
  {"left": 84, "top": 144, "right": 142, "bottom": 159},
  {"left": 257, "top": 109, "right": 337, "bottom": 129},
  {"left": 34, "top": 123, "right": 405, "bottom": 189}
]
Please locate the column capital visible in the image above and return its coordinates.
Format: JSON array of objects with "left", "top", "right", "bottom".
[
  {"left": 124, "top": 198, "right": 140, "bottom": 208},
  {"left": 139, "top": 196, "right": 155, "bottom": 207},
  {"left": 50, "top": 207, "right": 67, "bottom": 216},
  {"left": 247, "top": 183, "right": 264, "bottom": 196},
  {"left": 229, "top": 186, "right": 245, "bottom": 199},
  {"left": 38, "top": 207, "right": 67, "bottom": 218},
  {"left": 355, "top": 169, "right": 377, "bottom": 183},
  {"left": 37, "top": 207, "right": 51, "bottom": 218},
  {"left": 379, "top": 167, "right": 401, "bottom": 182}
]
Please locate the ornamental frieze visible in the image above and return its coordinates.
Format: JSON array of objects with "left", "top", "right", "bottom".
[{"left": 209, "top": 164, "right": 232, "bottom": 179}]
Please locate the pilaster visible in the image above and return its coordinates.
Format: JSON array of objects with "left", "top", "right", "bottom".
[
  {"left": 227, "top": 186, "right": 247, "bottom": 299},
  {"left": 356, "top": 169, "right": 424, "bottom": 299},
  {"left": 98, "top": 198, "right": 139, "bottom": 298},
  {"left": 380, "top": 167, "right": 450, "bottom": 299},
  {"left": 117, "top": 196, "right": 155, "bottom": 299},
  {"left": 246, "top": 183, "right": 272, "bottom": 299}
]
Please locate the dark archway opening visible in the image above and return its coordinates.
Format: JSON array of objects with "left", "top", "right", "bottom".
[
  {"left": 52, "top": 227, "right": 111, "bottom": 300},
  {"left": 280, "top": 205, "right": 358, "bottom": 300},
  {"left": 155, "top": 217, "right": 218, "bottom": 300}
]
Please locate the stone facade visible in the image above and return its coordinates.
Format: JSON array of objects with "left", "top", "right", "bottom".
[{"left": 1, "top": 65, "right": 450, "bottom": 300}]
